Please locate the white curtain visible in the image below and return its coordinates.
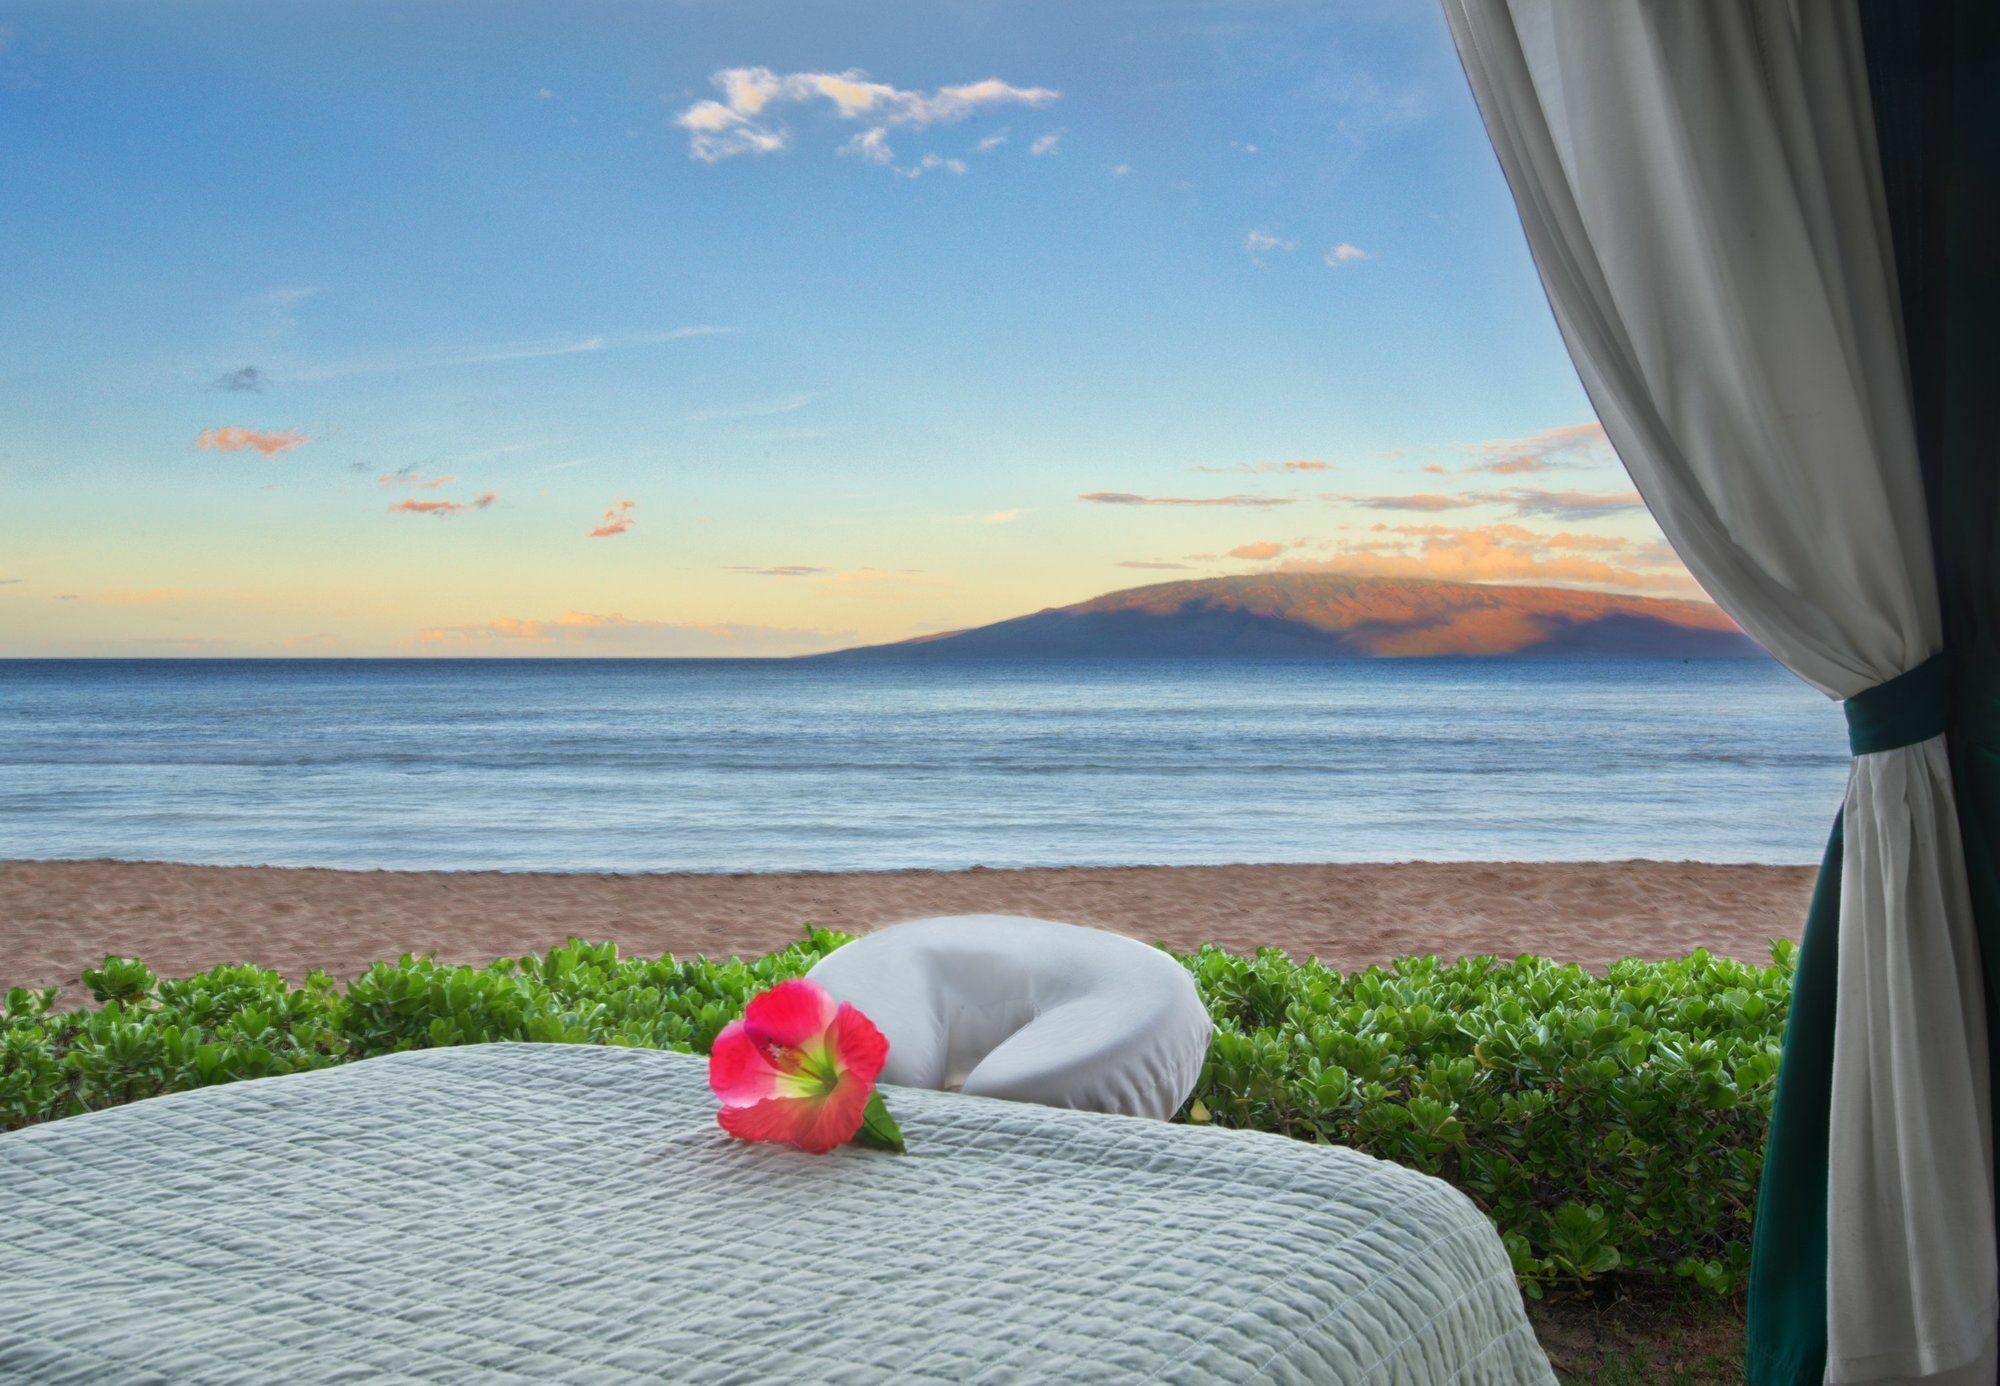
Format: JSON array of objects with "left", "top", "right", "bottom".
[{"left": 1440, "top": 2, "right": 1994, "bottom": 1382}]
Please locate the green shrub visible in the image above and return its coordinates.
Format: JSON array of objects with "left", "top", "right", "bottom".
[
  {"left": 1, "top": 931, "right": 1791, "bottom": 1300},
  {"left": 1182, "top": 943, "right": 1790, "bottom": 1299}
]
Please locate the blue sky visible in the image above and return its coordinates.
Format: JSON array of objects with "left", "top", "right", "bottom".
[{"left": 0, "top": 0, "right": 1685, "bottom": 655}]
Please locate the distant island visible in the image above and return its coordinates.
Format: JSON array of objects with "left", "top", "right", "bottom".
[{"left": 809, "top": 573, "right": 1760, "bottom": 660}]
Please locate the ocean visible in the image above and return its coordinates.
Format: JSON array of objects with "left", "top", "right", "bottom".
[{"left": 0, "top": 657, "right": 1850, "bottom": 872}]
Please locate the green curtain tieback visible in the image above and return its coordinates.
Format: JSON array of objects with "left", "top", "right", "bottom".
[{"left": 1844, "top": 651, "right": 1949, "bottom": 755}]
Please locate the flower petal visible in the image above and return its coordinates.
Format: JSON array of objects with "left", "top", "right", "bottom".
[
  {"left": 792, "top": 1073, "right": 875, "bottom": 1153},
  {"left": 715, "top": 1077, "right": 876, "bottom": 1154},
  {"left": 717, "top": 1096, "right": 823, "bottom": 1151},
  {"left": 708, "top": 1020, "right": 780, "bottom": 1106},
  {"left": 742, "top": 978, "right": 838, "bottom": 1049},
  {"left": 829, "top": 1003, "right": 890, "bottom": 1087}
]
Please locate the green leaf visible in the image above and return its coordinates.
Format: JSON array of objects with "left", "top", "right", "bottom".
[{"left": 851, "top": 1090, "right": 906, "bottom": 1153}]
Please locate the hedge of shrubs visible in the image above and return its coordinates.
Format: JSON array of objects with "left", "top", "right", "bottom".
[{"left": 0, "top": 931, "right": 1792, "bottom": 1299}]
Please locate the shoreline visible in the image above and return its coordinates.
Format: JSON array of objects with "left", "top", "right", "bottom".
[{"left": 1, "top": 858, "right": 1816, "bottom": 1002}]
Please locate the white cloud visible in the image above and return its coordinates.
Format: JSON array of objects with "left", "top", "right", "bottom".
[
  {"left": 274, "top": 326, "right": 724, "bottom": 384},
  {"left": 1324, "top": 242, "right": 1370, "bottom": 267},
  {"left": 895, "top": 152, "right": 968, "bottom": 179},
  {"left": 690, "top": 392, "right": 817, "bottom": 422},
  {"left": 1110, "top": 163, "right": 1132, "bottom": 177},
  {"left": 676, "top": 67, "right": 1059, "bottom": 167},
  {"left": 1244, "top": 229, "right": 1297, "bottom": 262},
  {"left": 976, "top": 131, "right": 1009, "bottom": 152},
  {"left": 1030, "top": 132, "right": 1061, "bottom": 156},
  {"left": 237, "top": 285, "right": 319, "bottom": 343}
]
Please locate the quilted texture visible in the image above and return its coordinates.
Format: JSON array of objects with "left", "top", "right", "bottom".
[
  {"left": 807, "top": 915, "right": 1213, "bottom": 1120},
  {"left": 0, "top": 1044, "right": 1553, "bottom": 1385}
]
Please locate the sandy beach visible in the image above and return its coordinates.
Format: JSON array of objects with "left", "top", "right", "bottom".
[{"left": 2, "top": 858, "right": 1815, "bottom": 1002}]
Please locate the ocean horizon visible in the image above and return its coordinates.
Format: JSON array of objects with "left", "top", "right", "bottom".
[{"left": 0, "top": 656, "right": 1849, "bottom": 873}]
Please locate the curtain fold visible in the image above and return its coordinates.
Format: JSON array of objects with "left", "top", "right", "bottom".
[
  {"left": 1860, "top": 2, "right": 2000, "bottom": 1381},
  {"left": 1438, "top": 3, "right": 1996, "bottom": 1380}
]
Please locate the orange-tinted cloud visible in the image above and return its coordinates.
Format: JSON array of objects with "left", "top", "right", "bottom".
[
  {"left": 415, "top": 609, "right": 837, "bottom": 655},
  {"left": 1463, "top": 422, "right": 1609, "bottom": 474},
  {"left": 379, "top": 469, "right": 457, "bottom": 489},
  {"left": 1280, "top": 522, "right": 1694, "bottom": 594},
  {"left": 1190, "top": 460, "right": 1334, "bottom": 475},
  {"left": 390, "top": 490, "right": 497, "bottom": 518},
  {"left": 196, "top": 426, "right": 307, "bottom": 457},
  {"left": 1116, "top": 560, "right": 1191, "bottom": 570},
  {"left": 1339, "top": 493, "right": 1477, "bottom": 512},
  {"left": 1080, "top": 491, "right": 1296, "bottom": 507},
  {"left": 422, "top": 611, "right": 630, "bottom": 641},
  {"left": 590, "top": 497, "right": 636, "bottom": 537},
  {"left": 1422, "top": 464, "right": 1449, "bottom": 475},
  {"left": 1227, "top": 541, "right": 1287, "bottom": 560}
]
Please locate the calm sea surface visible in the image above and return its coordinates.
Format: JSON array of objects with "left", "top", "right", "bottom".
[{"left": 0, "top": 658, "right": 1850, "bottom": 871}]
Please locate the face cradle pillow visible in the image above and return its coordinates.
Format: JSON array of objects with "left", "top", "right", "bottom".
[{"left": 805, "top": 915, "right": 1213, "bottom": 1122}]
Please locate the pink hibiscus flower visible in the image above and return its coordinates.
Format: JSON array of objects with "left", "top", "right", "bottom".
[{"left": 708, "top": 979, "right": 903, "bottom": 1154}]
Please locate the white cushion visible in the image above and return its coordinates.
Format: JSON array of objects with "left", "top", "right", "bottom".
[{"left": 806, "top": 915, "right": 1212, "bottom": 1121}]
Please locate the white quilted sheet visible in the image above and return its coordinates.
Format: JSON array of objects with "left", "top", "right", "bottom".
[{"left": 0, "top": 1044, "right": 1553, "bottom": 1384}]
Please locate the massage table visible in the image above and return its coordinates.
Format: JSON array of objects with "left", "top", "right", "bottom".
[{"left": 0, "top": 1042, "right": 1553, "bottom": 1383}]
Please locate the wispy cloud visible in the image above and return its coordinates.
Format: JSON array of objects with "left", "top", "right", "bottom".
[
  {"left": 676, "top": 67, "right": 1059, "bottom": 168},
  {"left": 415, "top": 610, "right": 837, "bottom": 656},
  {"left": 1280, "top": 522, "right": 1692, "bottom": 594},
  {"left": 1336, "top": 492, "right": 1475, "bottom": 512},
  {"left": 1190, "top": 459, "right": 1332, "bottom": 475},
  {"left": 1468, "top": 487, "right": 1644, "bottom": 520},
  {"left": 196, "top": 426, "right": 307, "bottom": 457},
  {"left": 895, "top": 151, "right": 968, "bottom": 179},
  {"left": 246, "top": 286, "right": 320, "bottom": 341},
  {"left": 1244, "top": 229, "right": 1296, "bottom": 262},
  {"left": 1080, "top": 491, "right": 1297, "bottom": 508},
  {"left": 724, "top": 565, "right": 933, "bottom": 589},
  {"left": 378, "top": 466, "right": 457, "bottom": 490},
  {"left": 1030, "top": 131, "right": 1061, "bottom": 156},
  {"left": 1111, "top": 163, "right": 1132, "bottom": 177},
  {"left": 1227, "top": 541, "right": 1288, "bottom": 560},
  {"left": 390, "top": 491, "right": 497, "bottom": 518},
  {"left": 1116, "top": 560, "right": 1191, "bottom": 570},
  {"left": 590, "top": 497, "right": 636, "bottom": 538},
  {"left": 61, "top": 587, "right": 208, "bottom": 606},
  {"left": 1324, "top": 243, "right": 1370, "bottom": 267},
  {"left": 980, "top": 508, "right": 1031, "bottom": 525},
  {"left": 1462, "top": 422, "right": 1610, "bottom": 475},
  {"left": 212, "top": 366, "right": 267, "bottom": 393},
  {"left": 275, "top": 326, "right": 723, "bottom": 384}
]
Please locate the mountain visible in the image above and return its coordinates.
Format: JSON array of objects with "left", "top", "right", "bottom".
[{"left": 810, "top": 573, "right": 1759, "bottom": 661}]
